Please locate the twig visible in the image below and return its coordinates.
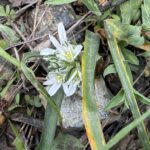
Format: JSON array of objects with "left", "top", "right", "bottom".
[
  {"left": 10, "top": 22, "right": 34, "bottom": 51},
  {"left": 15, "top": 0, "right": 38, "bottom": 19}
]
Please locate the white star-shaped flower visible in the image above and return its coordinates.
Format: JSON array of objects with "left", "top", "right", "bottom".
[
  {"left": 40, "top": 22, "right": 82, "bottom": 97},
  {"left": 40, "top": 22, "right": 82, "bottom": 62}
]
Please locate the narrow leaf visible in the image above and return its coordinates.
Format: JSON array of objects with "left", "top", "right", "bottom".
[
  {"left": 122, "top": 48, "right": 139, "bottom": 65},
  {"left": 38, "top": 89, "right": 64, "bottom": 150},
  {"left": 105, "top": 89, "right": 125, "bottom": 110},
  {"left": 134, "top": 89, "right": 150, "bottom": 105},
  {"left": 104, "top": 19, "right": 150, "bottom": 149},
  {"left": 82, "top": 30, "right": 105, "bottom": 150},
  {"left": 0, "top": 24, "right": 19, "bottom": 42},
  {"left": 142, "top": 0, "right": 150, "bottom": 30},
  {"left": 0, "top": 48, "right": 20, "bottom": 68},
  {"left": 105, "top": 109, "right": 150, "bottom": 149},
  {"left": 21, "top": 52, "right": 61, "bottom": 119},
  {"left": 103, "top": 64, "right": 116, "bottom": 77}
]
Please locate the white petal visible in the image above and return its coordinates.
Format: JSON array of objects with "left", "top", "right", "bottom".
[
  {"left": 58, "top": 22, "right": 67, "bottom": 44},
  {"left": 40, "top": 48, "right": 55, "bottom": 56},
  {"left": 63, "top": 83, "right": 76, "bottom": 97},
  {"left": 43, "top": 78, "right": 56, "bottom": 85},
  {"left": 49, "top": 34, "right": 62, "bottom": 50},
  {"left": 48, "top": 83, "right": 61, "bottom": 96},
  {"left": 73, "top": 45, "right": 82, "bottom": 59}
]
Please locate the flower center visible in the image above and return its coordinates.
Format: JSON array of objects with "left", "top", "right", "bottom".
[
  {"left": 65, "top": 50, "right": 73, "bottom": 61},
  {"left": 56, "top": 75, "right": 63, "bottom": 83}
]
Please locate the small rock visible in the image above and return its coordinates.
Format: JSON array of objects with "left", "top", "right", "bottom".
[
  {"left": 27, "top": 4, "right": 76, "bottom": 38},
  {"left": 29, "top": 4, "right": 84, "bottom": 52},
  {"left": 60, "top": 76, "right": 112, "bottom": 129}
]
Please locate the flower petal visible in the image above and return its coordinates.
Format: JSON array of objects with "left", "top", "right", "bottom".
[
  {"left": 49, "top": 34, "right": 62, "bottom": 50},
  {"left": 43, "top": 78, "right": 56, "bottom": 85},
  {"left": 73, "top": 45, "right": 82, "bottom": 59},
  {"left": 63, "top": 83, "right": 76, "bottom": 97},
  {"left": 40, "top": 48, "right": 55, "bottom": 56},
  {"left": 48, "top": 83, "right": 61, "bottom": 96},
  {"left": 58, "top": 22, "right": 67, "bottom": 44}
]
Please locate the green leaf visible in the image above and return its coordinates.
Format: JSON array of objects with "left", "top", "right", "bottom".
[
  {"left": 0, "top": 48, "right": 20, "bottom": 68},
  {"left": 142, "top": 0, "right": 150, "bottom": 31},
  {"left": 105, "top": 89, "right": 125, "bottom": 110},
  {"left": 51, "top": 133, "right": 84, "bottom": 150},
  {"left": 120, "top": 0, "right": 142, "bottom": 24},
  {"left": 15, "top": 93, "right": 20, "bottom": 105},
  {"left": 105, "top": 108, "right": 150, "bottom": 149},
  {"left": 0, "top": 5, "right": 7, "bottom": 16},
  {"left": 45, "top": 0, "right": 76, "bottom": 5},
  {"left": 82, "top": 30, "right": 105, "bottom": 150},
  {"left": 0, "top": 24, "right": 19, "bottom": 42},
  {"left": 106, "top": 20, "right": 144, "bottom": 46},
  {"left": 0, "top": 75, "right": 16, "bottom": 98},
  {"left": 21, "top": 52, "right": 61, "bottom": 119},
  {"left": 120, "top": 1, "right": 131, "bottom": 24},
  {"left": 104, "top": 19, "right": 150, "bottom": 149},
  {"left": 38, "top": 89, "right": 64, "bottom": 150},
  {"left": 122, "top": 48, "right": 139, "bottom": 65},
  {"left": 103, "top": 64, "right": 117, "bottom": 77},
  {"left": 0, "top": 39, "right": 9, "bottom": 49},
  {"left": 82, "top": 0, "right": 101, "bottom": 16},
  {"left": 134, "top": 89, "right": 150, "bottom": 105}
]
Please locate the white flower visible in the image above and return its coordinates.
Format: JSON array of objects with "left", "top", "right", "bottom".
[
  {"left": 44, "top": 68, "right": 81, "bottom": 97},
  {"left": 44, "top": 72, "right": 65, "bottom": 96},
  {"left": 49, "top": 22, "right": 83, "bottom": 62},
  {"left": 41, "top": 22, "right": 83, "bottom": 97},
  {"left": 63, "top": 69, "right": 81, "bottom": 97}
]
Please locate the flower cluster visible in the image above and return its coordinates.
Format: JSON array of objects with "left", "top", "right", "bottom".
[{"left": 40, "top": 23, "right": 82, "bottom": 97}]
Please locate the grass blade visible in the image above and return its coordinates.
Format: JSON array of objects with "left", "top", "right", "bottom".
[
  {"left": 105, "top": 109, "right": 150, "bottom": 149},
  {"left": 104, "top": 19, "right": 150, "bottom": 149},
  {"left": 82, "top": 30, "right": 105, "bottom": 150}
]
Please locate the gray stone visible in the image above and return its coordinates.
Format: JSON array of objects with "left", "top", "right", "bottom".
[
  {"left": 60, "top": 76, "right": 112, "bottom": 129},
  {"left": 29, "top": 4, "right": 84, "bottom": 52},
  {"left": 27, "top": 4, "right": 76, "bottom": 38}
]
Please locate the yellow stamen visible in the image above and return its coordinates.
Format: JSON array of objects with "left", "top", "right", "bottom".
[
  {"left": 65, "top": 50, "right": 73, "bottom": 60},
  {"left": 56, "top": 75, "right": 63, "bottom": 83}
]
